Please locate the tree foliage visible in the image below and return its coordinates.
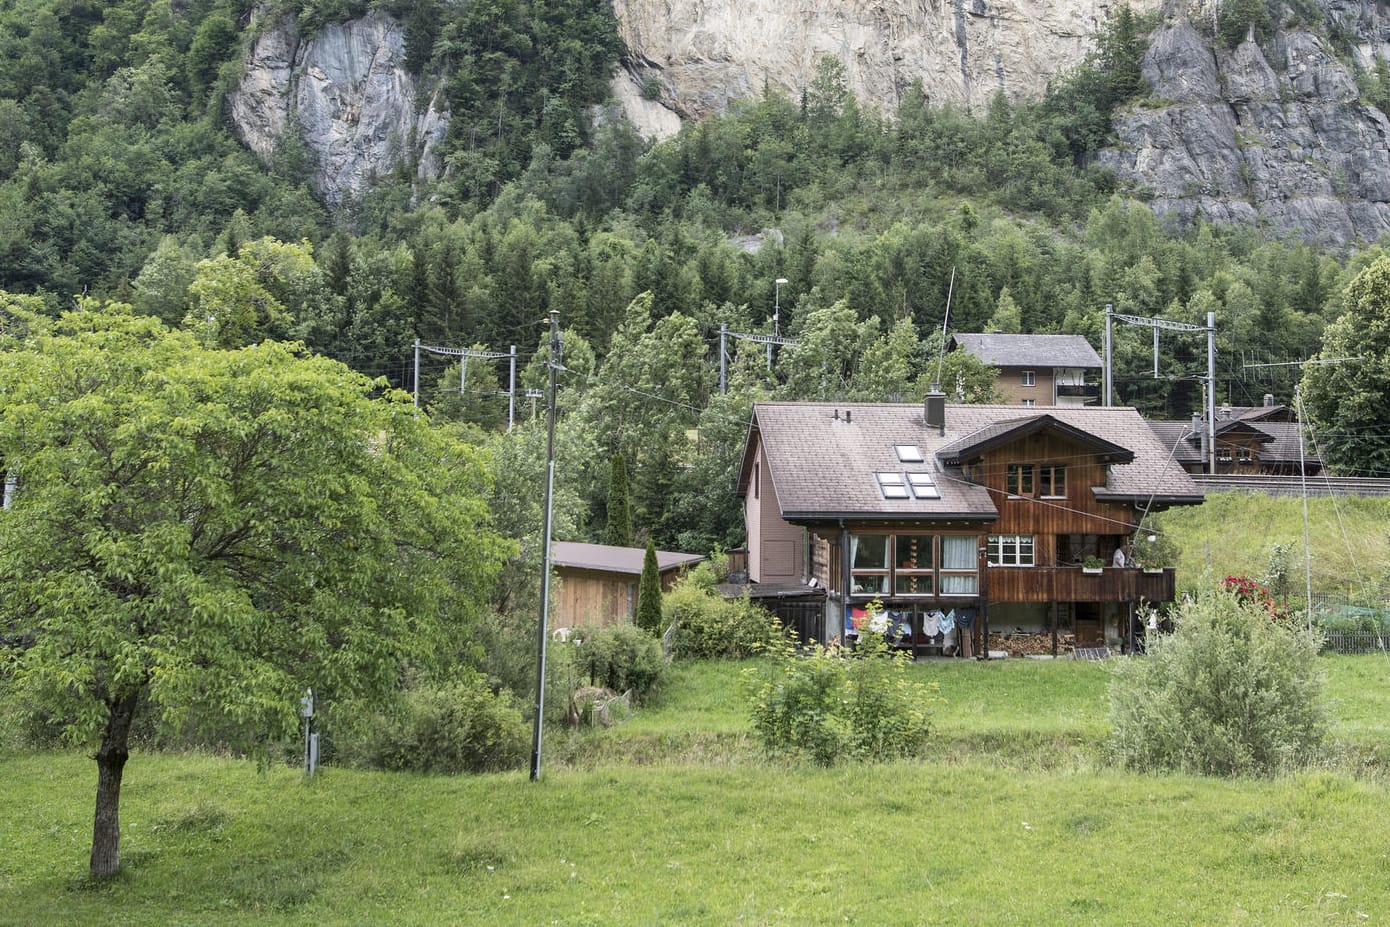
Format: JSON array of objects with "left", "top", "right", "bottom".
[
  {"left": 0, "top": 304, "right": 507, "bottom": 875},
  {"left": 1301, "top": 255, "right": 1390, "bottom": 474}
]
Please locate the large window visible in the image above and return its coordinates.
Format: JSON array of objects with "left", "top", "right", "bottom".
[
  {"left": 894, "top": 534, "right": 934, "bottom": 595},
  {"left": 1021, "top": 370, "right": 1036, "bottom": 387},
  {"left": 1038, "top": 465, "right": 1066, "bottom": 497},
  {"left": 850, "top": 534, "right": 889, "bottom": 594},
  {"left": 939, "top": 536, "right": 979, "bottom": 595},
  {"left": 849, "top": 534, "right": 976, "bottom": 597},
  {"left": 988, "top": 535, "right": 1035, "bottom": 567}
]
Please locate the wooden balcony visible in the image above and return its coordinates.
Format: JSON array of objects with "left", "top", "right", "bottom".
[{"left": 986, "top": 566, "right": 1175, "bottom": 604}]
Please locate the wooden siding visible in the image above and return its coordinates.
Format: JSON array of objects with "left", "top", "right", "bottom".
[
  {"left": 979, "top": 431, "right": 1139, "bottom": 544},
  {"left": 556, "top": 567, "right": 634, "bottom": 628},
  {"left": 555, "top": 567, "right": 688, "bottom": 628}
]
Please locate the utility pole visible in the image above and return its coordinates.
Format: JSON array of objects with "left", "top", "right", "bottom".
[
  {"left": 530, "top": 310, "right": 560, "bottom": 782},
  {"left": 1103, "top": 305, "right": 1217, "bottom": 473},
  {"left": 414, "top": 340, "right": 518, "bottom": 426},
  {"left": 412, "top": 339, "right": 421, "bottom": 408}
]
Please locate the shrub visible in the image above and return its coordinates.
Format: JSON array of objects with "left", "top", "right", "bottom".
[
  {"left": 1107, "top": 588, "right": 1327, "bottom": 777},
  {"left": 571, "top": 624, "right": 665, "bottom": 702},
  {"left": 333, "top": 673, "right": 529, "bottom": 774},
  {"left": 663, "top": 579, "right": 785, "bottom": 659},
  {"left": 744, "top": 630, "right": 938, "bottom": 766}
]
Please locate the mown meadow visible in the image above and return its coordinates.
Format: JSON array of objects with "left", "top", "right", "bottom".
[{"left": 5, "top": 655, "right": 1390, "bottom": 926}]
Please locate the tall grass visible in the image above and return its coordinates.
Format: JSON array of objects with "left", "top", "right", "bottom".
[{"left": 1153, "top": 492, "right": 1390, "bottom": 598}]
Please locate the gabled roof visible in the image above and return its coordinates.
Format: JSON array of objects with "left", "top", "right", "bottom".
[
  {"left": 551, "top": 541, "right": 704, "bottom": 575},
  {"left": 950, "top": 333, "right": 1102, "bottom": 369},
  {"left": 1149, "top": 418, "right": 1314, "bottom": 467},
  {"left": 936, "top": 414, "right": 1133, "bottom": 467},
  {"left": 741, "top": 402, "right": 1203, "bottom": 521},
  {"left": 1211, "top": 420, "right": 1275, "bottom": 444}
]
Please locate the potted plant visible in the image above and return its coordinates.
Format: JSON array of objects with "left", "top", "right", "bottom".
[
  {"left": 1082, "top": 555, "right": 1105, "bottom": 574},
  {"left": 1134, "top": 531, "right": 1179, "bottom": 573}
]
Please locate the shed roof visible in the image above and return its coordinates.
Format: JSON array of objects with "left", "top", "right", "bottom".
[{"left": 551, "top": 541, "right": 704, "bottom": 575}]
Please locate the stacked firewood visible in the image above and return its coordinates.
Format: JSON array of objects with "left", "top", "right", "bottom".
[{"left": 987, "top": 631, "right": 1076, "bottom": 657}]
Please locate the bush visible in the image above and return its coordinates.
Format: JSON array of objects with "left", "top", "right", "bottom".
[
  {"left": 1107, "top": 588, "right": 1328, "bottom": 777},
  {"left": 744, "top": 631, "right": 938, "bottom": 766},
  {"left": 571, "top": 624, "right": 666, "bottom": 703},
  {"left": 332, "top": 673, "right": 528, "bottom": 774},
  {"left": 664, "top": 579, "right": 785, "bottom": 660}
]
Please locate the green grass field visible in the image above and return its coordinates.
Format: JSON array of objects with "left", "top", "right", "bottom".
[{"left": 5, "top": 655, "right": 1390, "bottom": 926}]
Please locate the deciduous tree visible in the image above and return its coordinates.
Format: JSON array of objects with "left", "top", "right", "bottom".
[
  {"left": 1301, "top": 255, "right": 1390, "bottom": 474},
  {"left": 0, "top": 304, "right": 506, "bottom": 877}
]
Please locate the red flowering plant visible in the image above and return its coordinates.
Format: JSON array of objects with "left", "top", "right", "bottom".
[{"left": 1221, "top": 574, "right": 1295, "bottom": 622}]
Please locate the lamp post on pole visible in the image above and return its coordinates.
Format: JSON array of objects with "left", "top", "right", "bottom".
[{"left": 769, "top": 277, "right": 788, "bottom": 369}]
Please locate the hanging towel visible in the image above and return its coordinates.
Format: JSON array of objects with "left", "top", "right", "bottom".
[
  {"left": 938, "top": 609, "right": 956, "bottom": 636},
  {"left": 922, "top": 610, "right": 941, "bottom": 637}
]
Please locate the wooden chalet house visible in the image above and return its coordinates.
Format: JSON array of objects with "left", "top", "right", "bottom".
[
  {"left": 737, "top": 396, "right": 1204, "bottom": 653},
  {"left": 1148, "top": 400, "right": 1322, "bottom": 477},
  {"left": 948, "top": 333, "right": 1101, "bottom": 407}
]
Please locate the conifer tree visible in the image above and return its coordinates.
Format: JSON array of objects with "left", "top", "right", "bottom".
[
  {"left": 605, "top": 453, "right": 633, "bottom": 547},
  {"left": 635, "top": 539, "right": 663, "bottom": 634}
]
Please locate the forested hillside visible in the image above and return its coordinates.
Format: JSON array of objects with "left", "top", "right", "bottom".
[{"left": 0, "top": 0, "right": 1385, "bottom": 557}]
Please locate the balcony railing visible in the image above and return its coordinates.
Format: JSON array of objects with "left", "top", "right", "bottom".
[
  {"left": 1055, "top": 384, "right": 1100, "bottom": 398},
  {"left": 986, "top": 566, "right": 1175, "bottom": 604}
]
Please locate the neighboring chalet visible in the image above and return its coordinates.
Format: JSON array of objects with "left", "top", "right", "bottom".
[
  {"left": 551, "top": 541, "right": 703, "bottom": 629},
  {"left": 1148, "top": 399, "right": 1322, "bottom": 477},
  {"left": 949, "top": 333, "right": 1101, "bottom": 406},
  {"left": 737, "top": 397, "right": 1204, "bottom": 654}
]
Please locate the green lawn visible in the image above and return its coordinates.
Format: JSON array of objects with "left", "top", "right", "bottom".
[{"left": 5, "top": 654, "right": 1390, "bottom": 926}]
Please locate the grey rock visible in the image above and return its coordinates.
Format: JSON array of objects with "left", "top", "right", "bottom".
[
  {"left": 1142, "top": 21, "right": 1220, "bottom": 103},
  {"left": 1101, "top": 8, "right": 1390, "bottom": 246},
  {"left": 228, "top": 11, "right": 449, "bottom": 207}
]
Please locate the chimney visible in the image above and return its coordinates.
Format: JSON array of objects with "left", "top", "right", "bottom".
[
  {"left": 1192, "top": 413, "right": 1207, "bottom": 457},
  {"left": 924, "top": 387, "right": 946, "bottom": 435},
  {"left": 1263, "top": 393, "right": 1275, "bottom": 407},
  {"left": 845, "top": 409, "right": 852, "bottom": 424}
]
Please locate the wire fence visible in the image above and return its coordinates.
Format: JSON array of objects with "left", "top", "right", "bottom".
[{"left": 1319, "top": 630, "right": 1390, "bottom": 655}]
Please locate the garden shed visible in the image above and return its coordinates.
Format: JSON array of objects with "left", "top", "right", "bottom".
[{"left": 551, "top": 541, "right": 704, "bottom": 629}]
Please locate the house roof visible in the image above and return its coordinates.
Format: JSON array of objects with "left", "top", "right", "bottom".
[
  {"left": 950, "top": 333, "right": 1102, "bottom": 369},
  {"left": 1149, "top": 417, "right": 1313, "bottom": 467},
  {"left": 740, "top": 402, "right": 1203, "bottom": 521},
  {"left": 551, "top": 541, "right": 704, "bottom": 575}
]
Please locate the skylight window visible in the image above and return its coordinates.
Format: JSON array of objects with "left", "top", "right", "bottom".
[
  {"left": 876, "top": 472, "right": 910, "bottom": 499},
  {"left": 907, "top": 472, "right": 940, "bottom": 499},
  {"left": 894, "top": 444, "right": 924, "bottom": 463}
]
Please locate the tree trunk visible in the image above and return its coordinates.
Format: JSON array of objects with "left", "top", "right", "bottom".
[{"left": 90, "top": 691, "right": 139, "bottom": 879}]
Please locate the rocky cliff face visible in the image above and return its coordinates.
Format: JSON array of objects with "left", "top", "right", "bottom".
[
  {"left": 228, "top": 11, "right": 448, "bottom": 206},
  {"left": 613, "top": 0, "right": 1161, "bottom": 119},
  {"left": 1097, "top": 11, "right": 1390, "bottom": 245},
  {"left": 224, "top": 1, "right": 1390, "bottom": 246}
]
